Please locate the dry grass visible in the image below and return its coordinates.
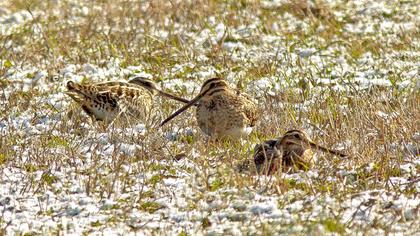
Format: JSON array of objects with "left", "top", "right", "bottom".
[{"left": 0, "top": 0, "right": 419, "bottom": 234}]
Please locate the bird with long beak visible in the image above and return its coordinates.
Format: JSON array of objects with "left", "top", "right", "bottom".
[
  {"left": 160, "top": 78, "right": 259, "bottom": 140},
  {"left": 254, "top": 129, "right": 347, "bottom": 174},
  {"left": 66, "top": 77, "right": 190, "bottom": 124}
]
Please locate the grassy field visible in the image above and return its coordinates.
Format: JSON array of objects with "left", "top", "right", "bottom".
[{"left": 0, "top": 0, "right": 419, "bottom": 235}]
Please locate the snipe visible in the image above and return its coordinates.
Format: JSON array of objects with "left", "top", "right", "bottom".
[
  {"left": 66, "top": 77, "right": 190, "bottom": 124},
  {"left": 254, "top": 129, "right": 347, "bottom": 174},
  {"left": 160, "top": 78, "right": 259, "bottom": 140}
]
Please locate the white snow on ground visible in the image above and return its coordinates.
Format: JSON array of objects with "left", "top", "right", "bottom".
[{"left": 1, "top": 0, "right": 419, "bottom": 235}]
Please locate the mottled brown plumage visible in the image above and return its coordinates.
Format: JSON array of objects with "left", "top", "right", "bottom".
[
  {"left": 66, "top": 77, "right": 190, "bottom": 124},
  {"left": 254, "top": 129, "right": 347, "bottom": 174},
  {"left": 160, "top": 78, "right": 259, "bottom": 139}
]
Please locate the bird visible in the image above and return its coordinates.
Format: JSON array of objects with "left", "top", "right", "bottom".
[
  {"left": 65, "top": 77, "right": 191, "bottom": 124},
  {"left": 160, "top": 78, "right": 259, "bottom": 140},
  {"left": 253, "top": 129, "right": 347, "bottom": 175}
]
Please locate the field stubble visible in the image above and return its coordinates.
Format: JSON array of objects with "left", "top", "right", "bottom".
[{"left": 0, "top": 0, "right": 419, "bottom": 235}]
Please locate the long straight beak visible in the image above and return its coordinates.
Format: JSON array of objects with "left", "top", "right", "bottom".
[
  {"left": 309, "top": 142, "right": 347, "bottom": 157},
  {"left": 128, "top": 77, "right": 194, "bottom": 105},
  {"left": 156, "top": 90, "right": 195, "bottom": 105},
  {"left": 160, "top": 88, "right": 211, "bottom": 127}
]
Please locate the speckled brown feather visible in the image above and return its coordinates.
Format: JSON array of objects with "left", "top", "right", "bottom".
[
  {"left": 196, "top": 88, "right": 259, "bottom": 138},
  {"left": 253, "top": 139, "right": 281, "bottom": 174},
  {"left": 66, "top": 80, "right": 154, "bottom": 123},
  {"left": 254, "top": 129, "right": 347, "bottom": 175},
  {"left": 193, "top": 78, "right": 259, "bottom": 139},
  {"left": 160, "top": 78, "right": 259, "bottom": 139}
]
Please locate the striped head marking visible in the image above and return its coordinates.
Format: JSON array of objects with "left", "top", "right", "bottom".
[
  {"left": 200, "top": 78, "right": 229, "bottom": 95},
  {"left": 160, "top": 78, "right": 228, "bottom": 127},
  {"left": 128, "top": 77, "right": 158, "bottom": 92},
  {"left": 279, "top": 129, "right": 312, "bottom": 146},
  {"left": 278, "top": 129, "right": 348, "bottom": 157},
  {"left": 66, "top": 81, "right": 78, "bottom": 91},
  {"left": 129, "top": 76, "right": 192, "bottom": 104}
]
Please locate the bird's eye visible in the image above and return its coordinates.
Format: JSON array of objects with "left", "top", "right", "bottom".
[{"left": 294, "top": 134, "right": 300, "bottom": 139}]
